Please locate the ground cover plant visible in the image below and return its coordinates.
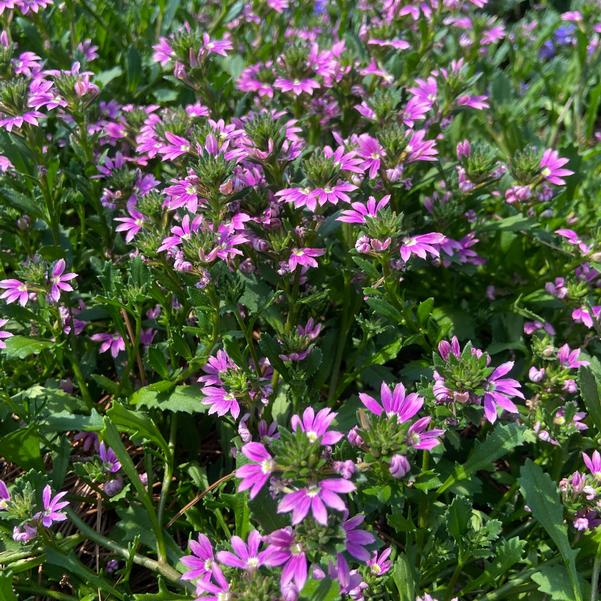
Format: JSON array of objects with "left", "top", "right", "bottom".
[{"left": 1, "top": 0, "right": 601, "bottom": 599}]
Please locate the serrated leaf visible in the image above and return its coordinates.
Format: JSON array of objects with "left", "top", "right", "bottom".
[
  {"left": 131, "top": 383, "right": 206, "bottom": 414},
  {"left": 438, "top": 423, "right": 525, "bottom": 494},
  {"left": 2, "top": 335, "right": 52, "bottom": 359},
  {"left": 0, "top": 427, "right": 42, "bottom": 470},
  {"left": 519, "top": 460, "right": 582, "bottom": 601},
  {"left": 579, "top": 365, "right": 601, "bottom": 434},
  {"left": 447, "top": 496, "right": 472, "bottom": 542},
  {"left": 532, "top": 564, "right": 576, "bottom": 601}
]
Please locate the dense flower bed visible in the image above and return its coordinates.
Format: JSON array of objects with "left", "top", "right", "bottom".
[{"left": 1, "top": 0, "right": 601, "bottom": 599}]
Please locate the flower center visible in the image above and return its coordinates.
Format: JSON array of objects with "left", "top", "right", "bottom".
[
  {"left": 307, "top": 485, "right": 320, "bottom": 498},
  {"left": 306, "top": 431, "right": 318, "bottom": 443}
]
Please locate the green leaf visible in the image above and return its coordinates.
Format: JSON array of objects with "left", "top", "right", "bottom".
[
  {"left": 0, "top": 575, "right": 18, "bottom": 601},
  {"left": 447, "top": 496, "right": 472, "bottom": 543},
  {"left": 532, "top": 564, "right": 577, "bottom": 601},
  {"left": 43, "top": 409, "right": 103, "bottom": 433},
  {"left": 299, "top": 578, "right": 340, "bottom": 601},
  {"left": 131, "top": 384, "right": 206, "bottom": 414},
  {"left": 45, "top": 548, "right": 124, "bottom": 599},
  {"left": 438, "top": 423, "right": 525, "bottom": 494},
  {"left": 95, "top": 66, "right": 123, "bottom": 86},
  {"left": 106, "top": 403, "right": 171, "bottom": 460},
  {"left": 2, "top": 336, "right": 52, "bottom": 359},
  {"left": 417, "top": 297, "right": 434, "bottom": 324},
  {"left": 519, "top": 460, "right": 582, "bottom": 601},
  {"left": 579, "top": 365, "right": 601, "bottom": 434},
  {"left": 392, "top": 553, "right": 416, "bottom": 601},
  {"left": 0, "top": 427, "right": 43, "bottom": 470}
]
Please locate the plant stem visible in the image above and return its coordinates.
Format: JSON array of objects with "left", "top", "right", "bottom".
[
  {"left": 67, "top": 509, "right": 189, "bottom": 590},
  {"left": 15, "top": 585, "right": 77, "bottom": 601},
  {"left": 591, "top": 543, "right": 601, "bottom": 601},
  {"left": 158, "top": 414, "right": 178, "bottom": 527}
]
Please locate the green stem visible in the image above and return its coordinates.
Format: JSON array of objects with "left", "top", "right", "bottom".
[
  {"left": 591, "top": 543, "right": 601, "bottom": 601},
  {"left": 446, "top": 559, "right": 464, "bottom": 601},
  {"left": 67, "top": 509, "right": 189, "bottom": 590},
  {"left": 158, "top": 414, "right": 178, "bottom": 527},
  {"left": 15, "top": 585, "right": 77, "bottom": 601}
]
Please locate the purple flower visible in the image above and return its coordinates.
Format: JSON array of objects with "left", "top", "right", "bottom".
[
  {"left": 290, "top": 407, "right": 343, "bottom": 445},
  {"left": 181, "top": 534, "right": 224, "bottom": 583},
  {"left": 359, "top": 382, "right": 424, "bottom": 422},
  {"left": 91, "top": 333, "right": 125, "bottom": 358},
  {"left": 157, "top": 214, "right": 203, "bottom": 253},
  {"left": 367, "top": 547, "right": 392, "bottom": 576},
  {"left": 389, "top": 454, "right": 411, "bottom": 478},
  {"left": 0, "top": 319, "right": 13, "bottom": 349},
  {"left": 278, "top": 478, "right": 356, "bottom": 525},
  {"left": 217, "top": 531, "right": 268, "bottom": 571},
  {"left": 0, "top": 479, "right": 10, "bottom": 510},
  {"left": 572, "top": 307, "right": 601, "bottom": 328},
  {"left": 342, "top": 514, "right": 375, "bottom": 561},
  {"left": 323, "top": 145, "right": 364, "bottom": 174},
  {"left": 555, "top": 229, "right": 589, "bottom": 254},
  {"left": 405, "top": 129, "right": 438, "bottom": 162},
  {"left": 482, "top": 362, "right": 523, "bottom": 424},
  {"left": 0, "top": 278, "right": 29, "bottom": 306},
  {"left": 356, "top": 134, "right": 385, "bottom": 179},
  {"left": 583, "top": 451, "right": 601, "bottom": 479},
  {"left": 287, "top": 248, "right": 325, "bottom": 272},
  {"left": 557, "top": 343, "right": 589, "bottom": 369},
  {"left": 201, "top": 386, "right": 240, "bottom": 420},
  {"left": 399, "top": 233, "right": 446, "bottom": 262},
  {"left": 264, "top": 527, "right": 308, "bottom": 592},
  {"left": 201, "top": 33, "right": 233, "bottom": 57},
  {"left": 337, "top": 195, "right": 390, "bottom": 224},
  {"left": 164, "top": 177, "right": 200, "bottom": 212},
  {"left": 48, "top": 259, "right": 77, "bottom": 303},
  {"left": 311, "top": 182, "right": 357, "bottom": 207},
  {"left": 35, "top": 485, "right": 69, "bottom": 528},
  {"left": 540, "top": 149, "right": 573, "bottom": 185},
  {"left": 115, "top": 208, "right": 146, "bottom": 242},
  {"left": 13, "top": 523, "right": 37, "bottom": 542},
  {"left": 407, "top": 417, "right": 444, "bottom": 450},
  {"left": 99, "top": 442, "right": 121, "bottom": 473},
  {"left": 235, "top": 442, "right": 274, "bottom": 499},
  {"left": 274, "top": 77, "right": 320, "bottom": 96},
  {"left": 158, "top": 132, "right": 191, "bottom": 160}
]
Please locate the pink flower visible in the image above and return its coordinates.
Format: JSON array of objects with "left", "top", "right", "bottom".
[
  {"left": 557, "top": 343, "right": 589, "bottom": 369},
  {"left": 158, "top": 132, "right": 191, "bottom": 160},
  {"left": 540, "top": 149, "right": 573, "bottom": 185},
  {"left": 91, "top": 333, "right": 125, "bottom": 358},
  {"left": 311, "top": 182, "right": 357, "bottom": 207},
  {"left": 274, "top": 77, "right": 320, "bottom": 96},
  {"left": 356, "top": 134, "right": 385, "bottom": 179},
  {"left": 181, "top": 534, "right": 224, "bottom": 583},
  {"left": 35, "top": 485, "right": 69, "bottom": 528},
  {"left": 291, "top": 407, "right": 343, "bottom": 445},
  {"left": 115, "top": 208, "right": 146, "bottom": 242},
  {"left": 583, "top": 451, "right": 601, "bottom": 478},
  {"left": 457, "top": 95, "right": 489, "bottom": 110},
  {"left": 405, "top": 129, "right": 438, "bottom": 162},
  {"left": 201, "top": 386, "right": 241, "bottom": 420},
  {"left": 337, "top": 195, "right": 390, "bottom": 224},
  {"left": 572, "top": 307, "right": 601, "bottom": 329},
  {"left": 359, "top": 382, "right": 424, "bottom": 422},
  {"left": 236, "top": 442, "right": 274, "bottom": 499},
  {"left": 201, "top": 33, "right": 233, "bottom": 57},
  {"left": 264, "top": 528, "right": 308, "bottom": 592},
  {"left": 0, "top": 278, "right": 29, "bottom": 306},
  {"left": 482, "top": 362, "right": 523, "bottom": 424},
  {"left": 217, "top": 531, "right": 268, "bottom": 571},
  {"left": 277, "top": 478, "right": 356, "bottom": 525},
  {"left": 555, "top": 229, "right": 589, "bottom": 254},
  {"left": 399, "top": 233, "right": 446, "bottom": 262},
  {"left": 342, "top": 514, "right": 375, "bottom": 561},
  {"left": 287, "top": 248, "right": 325, "bottom": 272},
  {"left": 0, "top": 319, "right": 13, "bottom": 349},
  {"left": 48, "top": 259, "right": 77, "bottom": 303}
]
